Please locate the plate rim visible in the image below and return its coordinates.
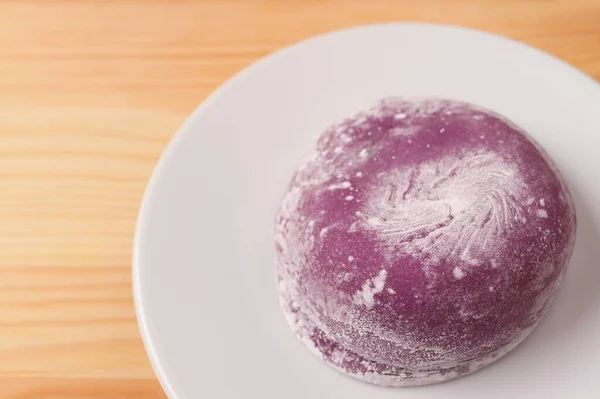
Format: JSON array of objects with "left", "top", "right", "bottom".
[{"left": 132, "top": 22, "right": 599, "bottom": 398}]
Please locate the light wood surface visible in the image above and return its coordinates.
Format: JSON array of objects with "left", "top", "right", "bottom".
[{"left": 0, "top": 0, "right": 598, "bottom": 397}]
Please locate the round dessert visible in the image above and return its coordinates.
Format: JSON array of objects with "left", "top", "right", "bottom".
[{"left": 274, "top": 98, "right": 576, "bottom": 386}]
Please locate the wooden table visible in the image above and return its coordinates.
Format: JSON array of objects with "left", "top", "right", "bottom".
[{"left": 0, "top": 1, "right": 598, "bottom": 397}]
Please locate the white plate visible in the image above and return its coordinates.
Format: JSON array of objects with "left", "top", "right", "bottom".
[{"left": 133, "top": 23, "right": 600, "bottom": 399}]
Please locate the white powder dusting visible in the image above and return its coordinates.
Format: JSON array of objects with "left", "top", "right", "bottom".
[
  {"left": 319, "top": 227, "right": 330, "bottom": 238},
  {"left": 348, "top": 255, "right": 355, "bottom": 262},
  {"left": 361, "top": 150, "right": 527, "bottom": 269},
  {"left": 345, "top": 195, "right": 354, "bottom": 201},
  {"left": 356, "top": 172, "right": 364, "bottom": 178},
  {"left": 453, "top": 267, "right": 465, "bottom": 280},
  {"left": 536, "top": 209, "right": 548, "bottom": 218},
  {"left": 359, "top": 148, "right": 368, "bottom": 158},
  {"left": 391, "top": 126, "right": 420, "bottom": 136},
  {"left": 387, "top": 288, "right": 396, "bottom": 294},
  {"left": 540, "top": 198, "right": 545, "bottom": 206},
  {"left": 340, "top": 134, "right": 352, "bottom": 143},
  {"left": 354, "top": 269, "right": 388, "bottom": 308},
  {"left": 328, "top": 181, "right": 352, "bottom": 190},
  {"left": 394, "top": 112, "right": 407, "bottom": 120},
  {"left": 367, "top": 216, "right": 382, "bottom": 227}
]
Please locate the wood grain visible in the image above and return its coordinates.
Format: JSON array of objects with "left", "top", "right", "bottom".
[{"left": 0, "top": 0, "right": 598, "bottom": 397}]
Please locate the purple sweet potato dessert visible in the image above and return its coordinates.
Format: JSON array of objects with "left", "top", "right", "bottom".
[{"left": 274, "top": 98, "right": 576, "bottom": 386}]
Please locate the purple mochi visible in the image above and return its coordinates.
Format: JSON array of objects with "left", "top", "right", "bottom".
[{"left": 274, "top": 98, "right": 576, "bottom": 386}]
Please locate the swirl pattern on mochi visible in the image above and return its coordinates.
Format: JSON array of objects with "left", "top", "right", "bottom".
[{"left": 362, "top": 150, "right": 527, "bottom": 268}]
